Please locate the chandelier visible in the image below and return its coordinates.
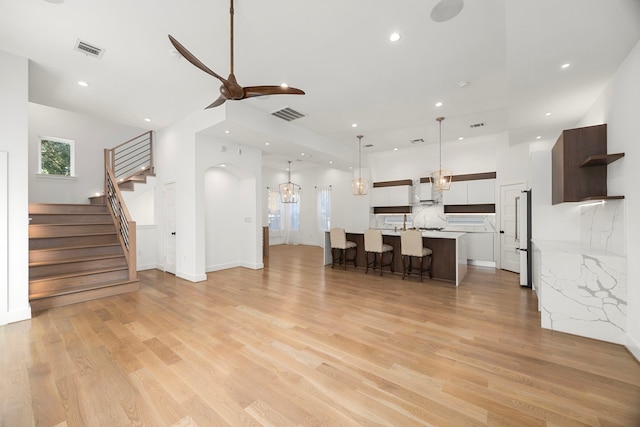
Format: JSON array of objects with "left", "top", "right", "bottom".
[
  {"left": 431, "top": 116, "right": 452, "bottom": 191},
  {"left": 352, "top": 135, "right": 369, "bottom": 195},
  {"left": 279, "top": 160, "right": 301, "bottom": 203}
]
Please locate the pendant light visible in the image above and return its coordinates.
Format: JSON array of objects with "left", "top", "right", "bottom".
[
  {"left": 279, "top": 160, "right": 301, "bottom": 203},
  {"left": 352, "top": 135, "right": 369, "bottom": 195},
  {"left": 431, "top": 116, "right": 452, "bottom": 191}
]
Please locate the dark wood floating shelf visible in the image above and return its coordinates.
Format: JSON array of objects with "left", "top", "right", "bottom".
[
  {"left": 373, "top": 206, "right": 412, "bottom": 214},
  {"left": 580, "top": 152, "right": 625, "bottom": 167},
  {"left": 444, "top": 204, "right": 496, "bottom": 214},
  {"left": 580, "top": 195, "right": 625, "bottom": 201}
]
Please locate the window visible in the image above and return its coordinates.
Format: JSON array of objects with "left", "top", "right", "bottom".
[
  {"left": 268, "top": 188, "right": 282, "bottom": 231},
  {"left": 317, "top": 187, "right": 331, "bottom": 231},
  {"left": 39, "top": 137, "right": 75, "bottom": 176}
]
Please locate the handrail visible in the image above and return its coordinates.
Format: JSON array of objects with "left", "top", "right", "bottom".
[
  {"left": 104, "top": 149, "right": 137, "bottom": 282},
  {"left": 106, "top": 131, "right": 153, "bottom": 183}
]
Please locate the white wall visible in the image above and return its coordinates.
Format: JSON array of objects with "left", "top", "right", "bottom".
[
  {"left": 154, "top": 108, "right": 227, "bottom": 282},
  {"left": 28, "top": 103, "right": 146, "bottom": 204},
  {"left": 577, "top": 41, "right": 640, "bottom": 361},
  {"left": 0, "top": 50, "right": 31, "bottom": 325},
  {"left": 368, "top": 133, "right": 499, "bottom": 183}
]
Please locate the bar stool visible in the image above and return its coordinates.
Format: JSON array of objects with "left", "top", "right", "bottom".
[
  {"left": 400, "top": 229, "right": 432, "bottom": 281},
  {"left": 364, "top": 229, "right": 394, "bottom": 276},
  {"left": 329, "top": 228, "right": 357, "bottom": 269}
]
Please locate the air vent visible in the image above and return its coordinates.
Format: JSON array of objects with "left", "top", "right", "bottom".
[
  {"left": 364, "top": 144, "right": 374, "bottom": 148},
  {"left": 470, "top": 122, "right": 485, "bottom": 128},
  {"left": 410, "top": 138, "right": 425, "bottom": 144},
  {"left": 271, "top": 107, "right": 306, "bottom": 122},
  {"left": 74, "top": 39, "right": 105, "bottom": 59}
]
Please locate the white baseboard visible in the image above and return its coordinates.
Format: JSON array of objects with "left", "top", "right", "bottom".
[
  {"left": 0, "top": 306, "right": 31, "bottom": 326},
  {"left": 176, "top": 271, "right": 207, "bottom": 282},
  {"left": 137, "top": 263, "right": 160, "bottom": 271},
  {"left": 626, "top": 333, "right": 640, "bottom": 363},
  {"left": 206, "top": 262, "right": 241, "bottom": 272}
]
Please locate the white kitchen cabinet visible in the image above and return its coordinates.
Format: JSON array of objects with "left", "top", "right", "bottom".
[
  {"left": 443, "top": 179, "right": 495, "bottom": 205},
  {"left": 467, "top": 179, "right": 495, "bottom": 204},
  {"left": 442, "top": 181, "right": 468, "bottom": 205},
  {"left": 370, "top": 185, "right": 411, "bottom": 207},
  {"left": 466, "top": 232, "right": 495, "bottom": 264}
]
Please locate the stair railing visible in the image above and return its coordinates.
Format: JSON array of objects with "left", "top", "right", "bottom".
[
  {"left": 106, "top": 131, "right": 153, "bottom": 182},
  {"left": 104, "top": 150, "right": 137, "bottom": 281}
]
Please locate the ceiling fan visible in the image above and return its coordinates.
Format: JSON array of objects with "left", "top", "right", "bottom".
[{"left": 168, "top": 0, "right": 305, "bottom": 109}]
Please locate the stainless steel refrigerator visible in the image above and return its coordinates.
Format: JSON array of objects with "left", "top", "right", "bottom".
[{"left": 517, "top": 189, "right": 532, "bottom": 287}]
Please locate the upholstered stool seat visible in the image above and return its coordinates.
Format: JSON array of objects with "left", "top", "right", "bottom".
[
  {"left": 400, "top": 229, "right": 432, "bottom": 281},
  {"left": 364, "top": 229, "right": 394, "bottom": 276},
  {"left": 330, "top": 228, "right": 357, "bottom": 269}
]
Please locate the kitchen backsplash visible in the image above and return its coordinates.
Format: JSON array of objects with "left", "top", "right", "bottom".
[
  {"left": 580, "top": 199, "right": 625, "bottom": 255},
  {"left": 370, "top": 203, "right": 496, "bottom": 232}
]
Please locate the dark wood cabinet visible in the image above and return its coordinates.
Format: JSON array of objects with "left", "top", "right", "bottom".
[{"left": 551, "top": 123, "right": 623, "bottom": 204}]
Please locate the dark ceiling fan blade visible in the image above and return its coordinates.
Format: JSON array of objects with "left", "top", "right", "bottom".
[
  {"left": 205, "top": 95, "right": 227, "bottom": 109},
  {"left": 168, "top": 35, "right": 229, "bottom": 85},
  {"left": 242, "top": 86, "right": 306, "bottom": 99}
]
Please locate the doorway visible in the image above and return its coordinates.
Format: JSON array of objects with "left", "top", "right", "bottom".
[{"left": 163, "top": 182, "right": 177, "bottom": 274}]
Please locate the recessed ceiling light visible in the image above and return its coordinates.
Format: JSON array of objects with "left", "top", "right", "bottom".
[
  {"left": 280, "top": 83, "right": 289, "bottom": 88},
  {"left": 352, "top": 123, "right": 358, "bottom": 128},
  {"left": 389, "top": 32, "right": 401, "bottom": 42},
  {"left": 458, "top": 137, "right": 464, "bottom": 140},
  {"left": 545, "top": 112, "right": 552, "bottom": 116},
  {"left": 78, "top": 81, "right": 88, "bottom": 87},
  {"left": 220, "top": 164, "right": 227, "bottom": 167},
  {"left": 349, "top": 166, "right": 353, "bottom": 170},
  {"left": 329, "top": 161, "right": 333, "bottom": 164},
  {"left": 225, "top": 130, "right": 230, "bottom": 133},
  {"left": 536, "top": 136, "right": 542, "bottom": 139},
  {"left": 393, "top": 148, "right": 399, "bottom": 151},
  {"left": 144, "top": 118, "right": 151, "bottom": 122},
  {"left": 301, "top": 152, "right": 305, "bottom": 156},
  {"left": 561, "top": 63, "right": 571, "bottom": 69},
  {"left": 265, "top": 142, "right": 270, "bottom": 146},
  {"left": 435, "top": 101, "right": 443, "bottom": 107}
]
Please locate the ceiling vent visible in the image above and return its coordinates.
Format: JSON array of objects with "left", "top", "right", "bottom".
[
  {"left": 74, "top": 39, "right": 105, "bottom": 59},
  {"left": 364, "top": 144, "right": 374, "bottom": 148},
  {"left": 470, "top": 122, "right": 485, "bottom": 128},
  {"left": 410, "top": 138, "right": 425, "bottom": 144},
  {"left": 271, "top": 107, "right": 306, "bottom": 122}
]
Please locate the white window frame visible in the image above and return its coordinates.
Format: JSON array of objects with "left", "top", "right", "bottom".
[{"left": 38, "top": 136, "right": 76, "bottom": 177}]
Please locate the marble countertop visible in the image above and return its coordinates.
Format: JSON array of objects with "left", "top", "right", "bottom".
[
  {"left": 532, "top": 239, "right": 625, "bottom": 258},
  {"left": 347, "top": 230, "right": 466, "bottom": 239}
]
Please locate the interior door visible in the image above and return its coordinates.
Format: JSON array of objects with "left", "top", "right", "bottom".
[
  {"left": 164, "top": 182, "right": 177, "bottom": 274},
  {"left": 500, "top": 183, "right": 524, "bottom": 273}
]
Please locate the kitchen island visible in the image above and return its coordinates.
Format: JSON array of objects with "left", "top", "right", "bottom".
[{"left": 324, "top": 230, "right": 468, "bottom": 286}]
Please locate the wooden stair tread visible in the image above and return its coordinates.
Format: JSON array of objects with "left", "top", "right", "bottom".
[
  {"left": 30, "top": 253, "right": 125, "bottom": 267},
  {"left": 30, "top": 231, "right": 117, "bottom": 238},
  {"left": 29, "top": 279, "right": 139, "bottom": 301},
  {"left": 29, "top": 242, "right": 121, "bottom": 253},
  {"left": 29, "top": 266, "right": 129, "bottom": 283}
]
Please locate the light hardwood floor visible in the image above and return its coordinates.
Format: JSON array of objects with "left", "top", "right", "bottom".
[{"left": 2, "top": 244, "right": 639, "bottom": 426}]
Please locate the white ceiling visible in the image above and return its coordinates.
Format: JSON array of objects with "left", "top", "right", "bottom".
[{"left": 2, "top": 0, "right": 639, "bottom": 171}]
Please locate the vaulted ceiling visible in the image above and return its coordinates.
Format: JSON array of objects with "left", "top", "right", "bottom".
[{"left": 1, "top": 0, "right": 639, "bottom": 170}]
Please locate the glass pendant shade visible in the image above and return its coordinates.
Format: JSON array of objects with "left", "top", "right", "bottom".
[
  {"left": 431, "top": 116, "right": 452, "bottom": 191},
  {"left": 352, "top": 177, "right": 369, "bottom": 195},
  {"left": 279, "top": 161, "right": 301, "bottom": 203},
  {"left": 352, "top": 135, "right": 369, "bottom": 195},
  {"left": 431, "top": 169, "right": 452, "bottom": 191}
]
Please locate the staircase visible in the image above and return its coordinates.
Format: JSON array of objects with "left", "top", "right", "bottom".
[{"left": 29, "top": 202, "right": 139, "bottom": 311}]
